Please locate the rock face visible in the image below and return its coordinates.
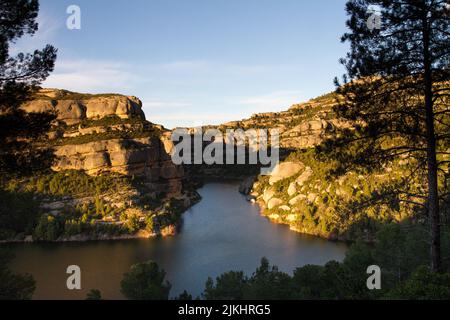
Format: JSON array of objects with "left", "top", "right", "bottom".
[
  {"left": 21, "top": 89, "right": 145, "bottom": 125},
  {"left": 53, "top": 137, "right": 184, "bottom": 194},
  {"left": 215, "top": 92, "right": 353, "bottom": 150},
  {"left": 23, "top": 89, "right": 189, "bottom": 198},
  {"left": 9, "top": 89, "right": 200, "bottom": 241}
]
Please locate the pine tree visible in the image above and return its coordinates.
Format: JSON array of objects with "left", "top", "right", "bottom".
[
  {"left": 325, "top": 0, "right": 449, "bottom": 272},
  {"left": 0, "top": 0, "right": 57, "bottom": 175}
]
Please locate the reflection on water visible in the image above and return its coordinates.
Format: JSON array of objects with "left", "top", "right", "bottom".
[{"left": 5, "top": 182, "right": 347, "bottom": 299}]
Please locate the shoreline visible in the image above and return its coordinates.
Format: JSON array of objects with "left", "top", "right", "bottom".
[{"left": 1, "top": 180, "right": 352, "bottom": 245}]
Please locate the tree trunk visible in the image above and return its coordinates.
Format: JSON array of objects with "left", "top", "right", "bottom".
[
  {"left": 423, "top": 14, "right": 442, "bottom": 273},
  {"left": 425, "top": 97, "right": 442, "bottom": 273}
]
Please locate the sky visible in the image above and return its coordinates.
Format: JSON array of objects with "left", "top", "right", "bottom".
[{"left": 11, "top": 0, "right": 349, "bottom": 129}]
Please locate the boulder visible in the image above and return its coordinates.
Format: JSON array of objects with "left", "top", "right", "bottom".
[
  {"left": 287, "top": 182, "right": 297, "bottom": 196},
  {"left": 263, "top": 188, "right": 276, "bottom": 203},
  {"left": 307, "top": 193, "right": 318, "bottom": 204},
  {"left": 296, "top": 167, "right": 313, "bottom": 186},
  {"left": 267, "top": 198, "right": 283, "bottom": 209},
  {"left": 246, "top": 195, "right": 256, "bottom": 202},
  {"left": 85, "top": 96, "right": 144, "bottom": 120},
  {"left": 269, "top": 162, "right": 304, "bottom": 185},
  {"left": 289, "top": 194, "right": 307, "bottom": 206}
]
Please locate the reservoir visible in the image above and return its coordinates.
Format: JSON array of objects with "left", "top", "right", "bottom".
[{"left": 6, "top": 182, "right": 347, "bottom": 299}]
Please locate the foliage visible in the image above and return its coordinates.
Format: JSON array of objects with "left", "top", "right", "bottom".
[
  {"left": 33, "top": 214, "right": 63, "bottom": 241},
  {"left": 125, "top": 213, "right": 141, "bottom": 234},
  {"left": 23, "top": 170, "right": 127, "bottom": 197},
  {"left": 121, "top": 261, "right": 171, "bottom": 300},
  {"left": 174, "top": 290, "right": 193, "bottom": 300},
  {"left": 0, "top": 0, "right": 57, "bottom": 175},
  {"left": 243, "top": 257, "right": 294, "bottom": 299},
  {"left": 86, "top": 289, "right": 102, "bottom": 300},
  {"left": 204, "top": 258, "right": 293, "bottom": 300},
  {"left": 0, "top": 188, "right": 40, "bottom": 239},
  {"left": 0, "top": 250, "right": 36, "bottom": 300},
  {"left": 54, "top": 124, "right": 161, "bottom": 146},
  {"left": 254, "top": 148, "right": 426, "bottom": 241},
  {"left": 326, "top": 0, "right": 450, "bottom": 272},
  {"left": 385, "top": 266, "right": 450, "bottom": 300},
  {"left": 203, "top": 271, "right": 248, "bottom": 300},
  {"left": 74, "top": 115, "right": 143, "bottom": 129}
]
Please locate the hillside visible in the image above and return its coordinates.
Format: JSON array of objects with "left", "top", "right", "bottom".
[
  {"left": 0, "top": 89, "right": 199, "bottom": 242},
  {"left": 2, "top": 88, "right": 447, "bottom": 243},
  {"left": 228, "top": 92, "right": 448, "bottom": 241}
]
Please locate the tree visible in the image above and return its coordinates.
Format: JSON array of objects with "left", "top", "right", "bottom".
[
  {"left": 33, "top": 214, "right": 62, "bottom": 241},
  {"left": 120, "top": 261, "right": 171, "bottom": 300},
  {"left": 243, "top": 257, "right": 294, "bottom": 300},
  {"left": 86, "top": 289, "right": 102, "bottom": 300},
  {"left": 0, "top": 0, "right": 57, "bottom": 175},
  {"left": 324, "top": 0, "right": 449, "bottom": 272},
  {"left": 202, "top": 271, "right": 248, "bottom": 300},
  {"left": 174, "top": 290, "right": 193, "bottom": 300},
  {"left": 385, "top": 266, "right": 450, "bottom": 299},
  {"left": 0, "top": 250, "right": 36, "bottom": 300},
  {"left": 291, "top": 264, "right": 329, "bottom": 299}
]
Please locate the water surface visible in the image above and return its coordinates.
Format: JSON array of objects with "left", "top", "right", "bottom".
[{"left": 6, "top": 182, "right": 347, "bottom": 299}]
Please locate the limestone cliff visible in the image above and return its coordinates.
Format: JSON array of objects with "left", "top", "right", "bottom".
[
  {"left": 5, "top": 89, "right": 198, "bottom": 242},
  {"left": 21, "top": 88, "right": 145, "bottom": 125}
]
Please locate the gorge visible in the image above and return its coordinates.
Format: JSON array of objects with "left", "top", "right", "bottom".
[
  {"left": 6, "top": 182, "right": 347, "bottom": 299},
  {"left": 1, "top": 86, "right": 447, "bottom": 299},
  {"left": 1, "top": 86, "right": 432, "bottom": 243}
]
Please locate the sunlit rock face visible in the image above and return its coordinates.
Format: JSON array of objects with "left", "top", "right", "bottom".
[
  {"left": 20, "top": 89, "right": 145, "bottom": 125},
  {"left": 22, "top": 89, "right": 185, "bottom": 197}
]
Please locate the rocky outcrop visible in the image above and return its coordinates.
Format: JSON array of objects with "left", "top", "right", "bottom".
[
  {"left": 268, "top": 162, "right": 304, "bottom": 185},
  {"left": 267, "top": 198, "right": 283, "bottom": 210},
  {"left": 23, "top": 89, "right": 187, "bottom": 197},
  {"left": 9, "top": 89, "right": 199, "bottom": 242},
  {"left": 21, "top": 89, "right": 145, "bottom": 125},
  {"left": 216, "top": 92, "right": 353, "bottom": 150},
  {"left": 52, "top": 137, "right": 184, "bottom": 195}
]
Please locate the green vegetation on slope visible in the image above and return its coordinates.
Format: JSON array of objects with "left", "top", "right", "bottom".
[{"left": 0, "top": 170, "right": 188, "bottom": 241}]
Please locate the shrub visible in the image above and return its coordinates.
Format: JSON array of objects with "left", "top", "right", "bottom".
[
  {"left": 33, "top": 214, "right": 63, "bottom": 241},
  {"left": 121, "top": 261, "right": 171, "bottom": 300}
]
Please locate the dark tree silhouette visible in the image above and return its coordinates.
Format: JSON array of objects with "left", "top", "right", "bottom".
[
  {"left": 0, "top": 250, "right": 36, "bottom": 300},
  {"left": 121, "top": 261, "right": 171, "bottom": 300},
  {"left": 0, "top": 0, "right": 57, "bottom": 175},
  {"left": 323, "top": 0, "right": 449, "bottom": 272}
]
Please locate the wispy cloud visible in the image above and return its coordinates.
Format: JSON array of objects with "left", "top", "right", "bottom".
[
  {"left": 150, "top": 112, "right": 238, "bottom": 128},
  {"left": 43, "top": 59, "right": 140, "bottom": 93},
  {"left": 149, "top": 60, "right": 288, "bottom": 77},
  {"left": 143, "top": 101, "right": 192, "bottom": 109},
  {"left": 158, "top": 60, "right": 211, "bottom": 72},
  {"left": 238, "top": 90, "right": 305, "bottom": 112}
]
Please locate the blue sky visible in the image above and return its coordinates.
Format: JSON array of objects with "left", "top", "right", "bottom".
[{"left": 12, "top": 0, "right": 349, "bottom": 128}]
